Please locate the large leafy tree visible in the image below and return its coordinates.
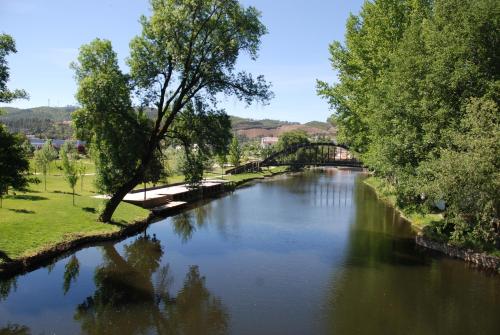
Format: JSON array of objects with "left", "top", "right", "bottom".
[
  {"left": 72, "top": 39, "right": 150, "bottom": 197},
  {"left": 318, "top": 0, "right": 499, "bottom": 249},
  {"left": 73, "top": 0, "right": 271, "bottom": 222}
]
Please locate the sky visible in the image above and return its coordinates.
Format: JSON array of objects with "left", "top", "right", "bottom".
[{"left": 0, "top": 0, "right": 364, "bottom": 123}]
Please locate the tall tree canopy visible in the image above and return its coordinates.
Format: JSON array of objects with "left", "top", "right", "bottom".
[
  {"left": 318, "top": 0, "right": 499, "bottom": 249},
  {"left": 73, "top": 0, "right": 271, "bottom": 222},
  {"left": 0, "top": 33, "right": 28, "bottom": 103}
]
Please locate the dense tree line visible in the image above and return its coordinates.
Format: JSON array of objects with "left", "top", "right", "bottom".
[
  {"left": 318, "top": 0, "right": 499, "bottom": 250},
  {"left": 0, "top": 118, "right": 73, "bottom": 139},
  {"left": 0, "top": 33, "right": 31, "bottom": 207}
]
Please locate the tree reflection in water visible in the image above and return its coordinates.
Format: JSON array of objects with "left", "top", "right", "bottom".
[
  {"left": 0, "top": 277, "right": 16, "bottom": 302},
  {"left": 63, "top": 255, "right": 80, "bottom": 295},
  {"left": 74, "top": 234, "right": 229, "bottom": 335},
  {"left": 172, "top": 204, "right": 213, "bottom": 243},
  {"left": 0, "top": 324, "right": 31, "bottom": 335}
]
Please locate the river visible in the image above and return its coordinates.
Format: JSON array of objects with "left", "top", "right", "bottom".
[{"left": 0, "top": 170, "right": 499, "bottom": 334}]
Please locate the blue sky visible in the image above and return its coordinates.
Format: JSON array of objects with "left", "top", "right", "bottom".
[{"left": 0, "top": 0, "right": 364, "bottom": 123}]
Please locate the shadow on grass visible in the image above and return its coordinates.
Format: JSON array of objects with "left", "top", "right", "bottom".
[
  {"left": 5, "top": 195, "right": 48, "bottom": 201},
  {"left": 25, "top": 189, "right": 42, "bottom": 193},
  {"left": 8, "top": 209, "right": 35, "bottom": 214},
  {"left": 53, "top": 191, "right": 81, "bottom": 196},
  {"left": 82, "top": 207, "right": 97, "bottom": 214},
  {"left": 0, "top": 250, "right": 13, "bottom": 263}
]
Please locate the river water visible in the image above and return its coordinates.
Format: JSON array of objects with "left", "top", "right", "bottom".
[{"left": 0, "top": 170, "right": 499, "bottom": 334}]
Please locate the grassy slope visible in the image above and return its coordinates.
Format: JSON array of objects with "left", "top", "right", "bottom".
[
  {"left": 363, "top": 176, "right": 443, "bottom": 230},
  {"left": 0, "top": 160, "right": 148, "bottom": 263}
]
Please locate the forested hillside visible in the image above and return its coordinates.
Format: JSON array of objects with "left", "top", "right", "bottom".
[
  {"left": 0, "top": 106, "right": 335, "bottom": 140},
  {"left": 318, "top": 0, "right": 499, "bottom": 251}
]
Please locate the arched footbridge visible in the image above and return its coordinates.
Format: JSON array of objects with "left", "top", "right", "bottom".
[{"left": 226, "top": 142, "right": 363, "bottom": 175}]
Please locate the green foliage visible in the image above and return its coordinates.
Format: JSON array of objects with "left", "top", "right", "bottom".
[
  {"left": 277, "top": 130, "right": 309, "bottom": 151},
  {"left": 275, "top": 130, "right": 310, "bottom": 171},
  {"left": 319, "top": 0, "right": 499, "bottom": 250},
  {"left": 0, "top": 106, "right": 76, "bottom": 139},
  {"left": 72, "top": 38, "right": 150, "bottom": 195},
  {"left": 228, "top": 136, "right": 242, "bottom": 167},
  {"left": 61, "top": 142, "right": 79, "bottom": 205},
  {"left": 143, "top": 149, "right": 168, "bottom": 186},
  {"left": 73, "top": 0, "right": 271, "bottom": 222},
  {"left": 0, "top": 125, "right": 30, "bottom": 207},
  {"left": 34, "top": 140, "right": 57, "bottom": 191},
  {"left": 181, "top": 149, "right": 205, "bottom": 189},
  {"left": 77, "top": 161, "right": 87, "bottom": 192},
  {"left": 418, "top": 98, "right": 499, "bottom": 249},
  {"left": 215, "top": 153, "right": 227, "bottom": 179},
  {"left": 0, "top": 34, "right": 28, "bottom": 103}
]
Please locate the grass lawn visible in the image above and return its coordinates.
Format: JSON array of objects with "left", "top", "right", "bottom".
[
  {"left": 0, "top": 161, "right": 149, "bottom": 263},
  {"left": 363, "top": 176, "right": 443, "bottom": 230}
]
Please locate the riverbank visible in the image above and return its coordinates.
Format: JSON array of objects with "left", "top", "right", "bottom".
[
  {"left": 363, "top": 176, "right": 500, "bottom": 272},
  {"left": 0, "top": 166, "right": 289, "bottom": 277}
]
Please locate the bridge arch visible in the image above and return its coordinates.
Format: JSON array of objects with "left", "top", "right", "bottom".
[{"left": 226, "top": 142, "right": 362, "bottom": 175}]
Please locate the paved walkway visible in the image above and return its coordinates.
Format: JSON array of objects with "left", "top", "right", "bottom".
[{"left": 94, "top": 179, "right": 228, "bottom": 203}]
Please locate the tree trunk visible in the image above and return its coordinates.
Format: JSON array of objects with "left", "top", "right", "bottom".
[
  {"left": 99, "top": 173, "right": 143, "bottom": 222},
  {"left": 99, "top": 138, "right": 157, "bottom": 222},
  {"left": 72, "top": 188, "right": 75, "bottom": 206}
]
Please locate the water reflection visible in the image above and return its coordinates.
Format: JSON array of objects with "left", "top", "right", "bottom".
[
  {"left": 63, "top": 255, "right": 80, "bottom": 295},
  {"left": 0, "top": 324, "right": 31, "bottom": 335},
  {"left": 0, "top": 277, "right": 16, "bottom": 301},
  {"left": 323, "top": 178, "right": 500, "bottom": 335},
  {"left": 74, "top": 234, "right": 229, "bottom": 335},
  {"left": 0, "top": 171, "right": 498, "bottom": 335},
  {"left": 262, "top": 170, "right": 355, "bottom": 208}
]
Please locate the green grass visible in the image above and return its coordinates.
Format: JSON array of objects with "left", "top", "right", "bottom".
[
  {"left": 0, "top": 163, "right": 149, "bottom": 263},
  {"left": 364, "top": 176, "right": 443, "bottom": 231},
  {"left": 224, "top": 166, "right": 289, "bottom": 183}
]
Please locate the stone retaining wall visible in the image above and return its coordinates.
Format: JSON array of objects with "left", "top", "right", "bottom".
[{"left": 416, "top": 235, "right": 500, "bottom": 273}]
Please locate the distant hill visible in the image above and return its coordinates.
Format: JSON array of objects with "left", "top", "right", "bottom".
[
  {"left": 231, "top": 116, "right": 335, "bottom": 140},
  {"left": 0, "top": 106, "right": 335, "bottom": 140},
  {"left": 230, "top": 116, "right": 299, "bottom": 130},
  {"left": 304, "top": 121, "right": 331, "bottom": 131},
  {"left": 0, "top": 106, "right": 76, "bottom": 122}
]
